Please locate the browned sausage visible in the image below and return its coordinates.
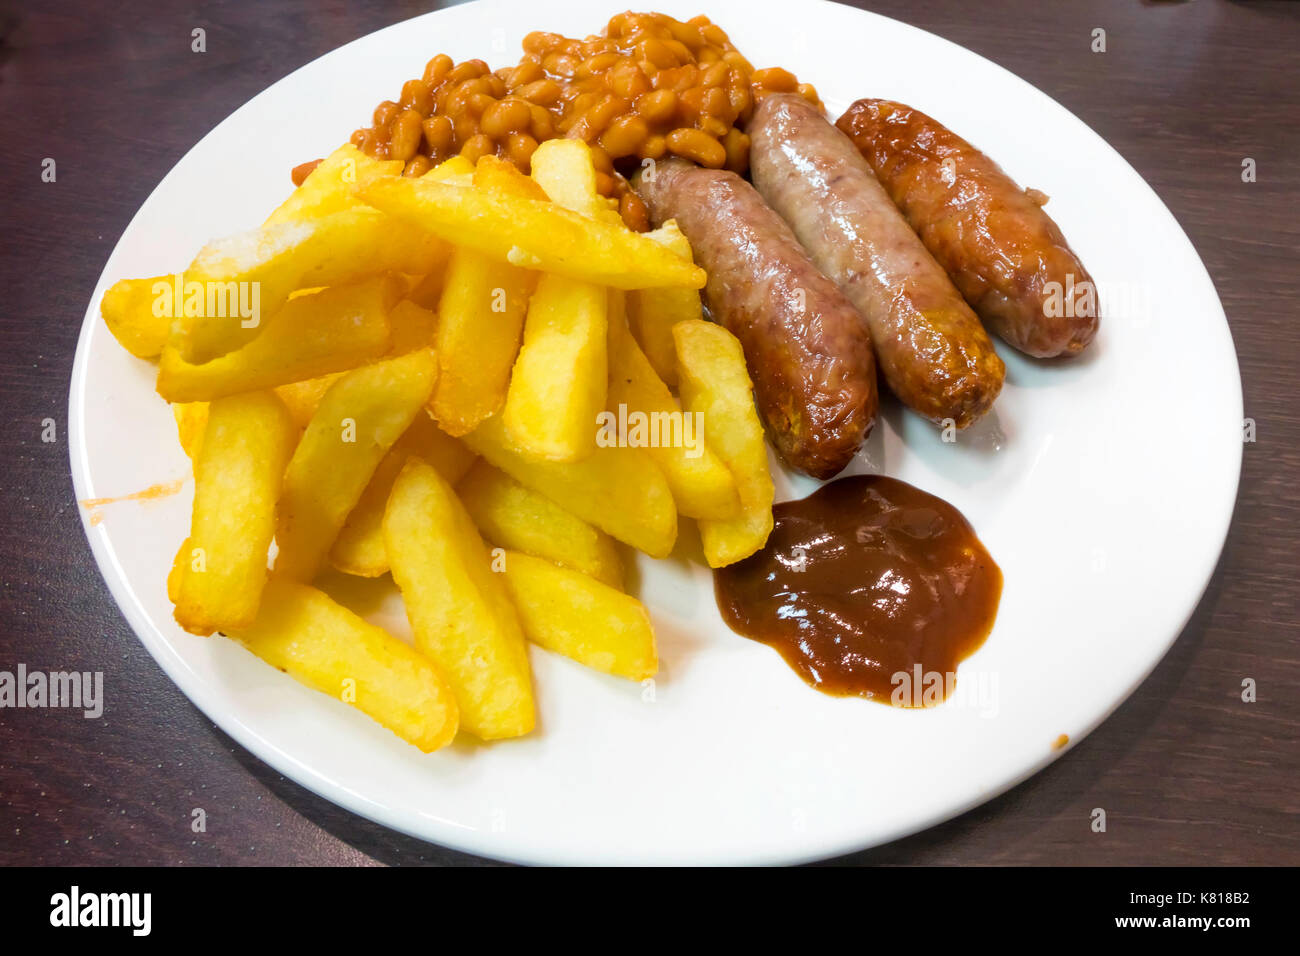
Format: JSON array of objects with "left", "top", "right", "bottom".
[
  {"left": 749, "top": 93, "right": 1004, "bottom": 428},
  {"left": 633, "top": 158, "right": 877, "bottom": 480},
  {"left": 836, "top": 99, "right": 1099, "bottom": 358}
]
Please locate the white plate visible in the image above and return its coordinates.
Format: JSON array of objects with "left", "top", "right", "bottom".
[{"left": 69, "top": 0, "right": 1242, "bottom": 865}]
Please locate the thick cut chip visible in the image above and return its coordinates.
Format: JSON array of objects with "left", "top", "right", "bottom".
[
  {"left": 463, "top": 414, "right": 676, "bottom": 558},
  {"left": 629, "top": 221, "right": 702, "bottom": 387},
  {"left": 673, "top": 320, "right": 775, "bottom": 567},
  {"left": 227, "top": 576, "right": 459, "bottom": 753},
  {"left": 168, "top": 206, "right": 447, "bottom": 363},
  {"left": 502, "top": 273, "right": 607, "bottom": 462},
  {"left": 275, "top": 350, "right": 437, "bottom": 582},
  {"left": 101, "top": 275, "right": 171, "bottom": 359},
  {"left": 501, "top": 552, "right": 656, "bottom": 681},
  {"left": 169, "top": 391, "right": 298, "bottom": 635},
  {"left": 431, "top": 248, "right": 535, "bottom": 436},
  {"left": 383, "top": 458, "right": 535, "bottom": 740},
  {"left": 359, "top": 176, "right": 706, "bottom": 290},
  {"left": 607, "top": 292, "right": 738, "bottom": 520},
  {"left": 156, "top": 276, "right": 399, "bottom": 402},
  {"left": 263, "top": 144, "right": 403, "bottom": 226},
  {"left": 457, "top": 459, "right": 623, "bottom": 588},
  {"left": 330, "top": 412, "right": 476, "bottom": 578},
  {"left": 528, "top": 140, "right": 614, "bottom": 221}
]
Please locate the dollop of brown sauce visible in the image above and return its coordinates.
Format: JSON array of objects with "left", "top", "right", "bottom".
[{"left": 714, "top": 475, "right": 1002, "bottom": 705}]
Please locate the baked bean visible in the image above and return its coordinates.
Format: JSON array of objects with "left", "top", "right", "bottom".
[
  {"left": 664, "top": 38, "right": 694, "bottom": 64},
  {"left": 594, "top": 171, "right": 617, "bottom": 197},
  {"left": 589, "top": 144, "right": 614, "bottom": 174},
  {"left": 635, "top": 88, "right": 677, "bottom": 124},
  {"left": 373, "top": 99, "right": 400, "bottom": 129},
  {"left": 578, "top": 52, "right": 622, "bottom": 78},
  {"left": 389, "top": 109, "right": 424, "bottom": 161},
  {"left": 523, "top": 31, "right": 563, "bottom": 56},
  {"left": 700, "top": 61, "right": 729, "bottom": 88},
  {"left": 423, "top": 53, "right": 453, "bottom": 86},
  {"left": 516, "top": 78, "right": 561, "bottom": 107},
  {"left": 642, "top": 134, "right": 667, "bottom": 160},
  {"left": 291, "top": 158, "right": 322, "bottom": 187},
  {"left": 422, "top": 115, "right": 454, "bottom": 155},
  {"left": 606, "top": 61, "right": 652, "bottom": 100},
  {"left": 480, "top": 97, "right": 532, "bottom": 138},
  {"left": 508, "top": 58, "right": 544, "bottom": 88},
  {"left": 751, "top": 66, "right": 798, "bottom": 93},
  {"left": 400, "top": 79, "right": 433, "bottom": 114},
  {"left": 586, "top": 95, "right": 628, "bottom": 135},
  {"left": 699, "top": 116, "right": 731, "bottom": 139},
  {"left": 446, "top": 60, "right": 484, "bottom": 84},
  {"left": 599, "top": 113, "right": 648, "bottom": 158},
  {"left": 506, "top": 131, "right": 539, "bottom": 168},
  {"left": 403, "top": 155, "right": 433, "bottom": 177},
  {"left": 452, "top": 112, "right": 478, "bottom": 149},
  {"left": 666, "top": 127, "right": 726, "bottom": 168},
  {"left": 637, "top": 36, "right": 679, "bottom": 69},
  {"left": 620, "top": 191, "right": 650, "bottom": 232},
  {"left": 467, "top": 92, "right": 496, "bottom": 118},
  {"left": 722, "top": 128, "right": 750, "bottom": 173},
  {"left": 461, "top": 133, "right": 495, "bottom": 164},
  {"left": 543, "top": 52, "right": 579, "bottom": 78},
  {"left": 529, "top": 104, "right": 555, "bottom": 141}
]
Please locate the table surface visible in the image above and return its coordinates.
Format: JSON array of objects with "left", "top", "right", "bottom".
[{"left": 1, "top": 0, "right": 1296, "bottom": 866}]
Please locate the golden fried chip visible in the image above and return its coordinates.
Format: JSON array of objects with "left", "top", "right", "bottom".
[{"left": 384, "top": 458, "right": 535, "bottom": 740}]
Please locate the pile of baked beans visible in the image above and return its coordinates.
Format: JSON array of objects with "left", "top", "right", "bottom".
[{"left": 342, "top": 12, "right": 820, "bottom": 229}]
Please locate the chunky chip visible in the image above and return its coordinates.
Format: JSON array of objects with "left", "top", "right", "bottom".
[
  {"left": 502, "top": 552, "right": 657, "bottom": 681},
  {"left": 263, "top": 144, "right": 404, "bottom": 227},
  {"left": 430, "top": 249, "right": 535, "bottom": 436},
  {"left": 457, "top": 459, "right": 623, "bottom": 588},
  {"left": 502, "top": 273, "right": 607, "bottom": 461},
  {"left": 383, "top": 458, "right": 535, "bottom": 740},
  {"left": 275, "top": 349, "right": 437, "bottom": 581},
  {"left": 156, "top": 276, "right": 399, "bottom": 402},
  {"left": 629, "top": 221, "right": 703, "bottom": 387},
  {"left": 227, "top": 576, "right": 459, "bottom": 753},
  {"left": 359, "top": 175, "right": 706, "bottom": 290},
  {"left": 168, "top": 391, "right": 298, "bottom": 635},
  {"left": 673, "top": 320, "right": 775, "bottom": 567},
  {"left": 464, "top": 414, "right": 677, "bottom": 558}
]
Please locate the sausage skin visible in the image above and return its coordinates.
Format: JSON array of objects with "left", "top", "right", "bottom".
[
  {"left": 634, "top": 158, "right": 877, "bottom": 480},
  {"left": 749, "top": 93, "right": 1004, "bottom": 428},
  {"left": 836, "top": 98, "right": 1099, "bottom": 358}
]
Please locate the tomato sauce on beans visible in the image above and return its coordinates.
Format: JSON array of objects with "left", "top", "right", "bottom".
[{"left": 344, "top": 12, "right": 821, "bottom": 229}]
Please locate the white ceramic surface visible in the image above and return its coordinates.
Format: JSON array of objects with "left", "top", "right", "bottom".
[{"left": 69, "top": 0, "right": 1242, "bottom": 864}]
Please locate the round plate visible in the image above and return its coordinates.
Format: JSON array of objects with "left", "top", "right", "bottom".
[{"left": 69, "top": 0, "right": 1242, "bottom": 864}]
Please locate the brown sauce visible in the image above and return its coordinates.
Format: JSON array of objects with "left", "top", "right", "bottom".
[{"left": 714, "top": 475, "right": 1001, "bottom": 704}]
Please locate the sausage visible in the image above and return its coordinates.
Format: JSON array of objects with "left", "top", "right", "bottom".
[
  {"left": 836, "top": 98, "right": 1099, "bottom": 358},
  {"left": 633, "top": 158, "right": 877, "bottom": 480},
  {"left": 749, "top": 93, "right": 1004, "bottom": 428}
]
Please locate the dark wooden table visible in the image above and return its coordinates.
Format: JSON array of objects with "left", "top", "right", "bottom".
[{"left": 1, "top": 0, "right": 1296, "bottom": 866}]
